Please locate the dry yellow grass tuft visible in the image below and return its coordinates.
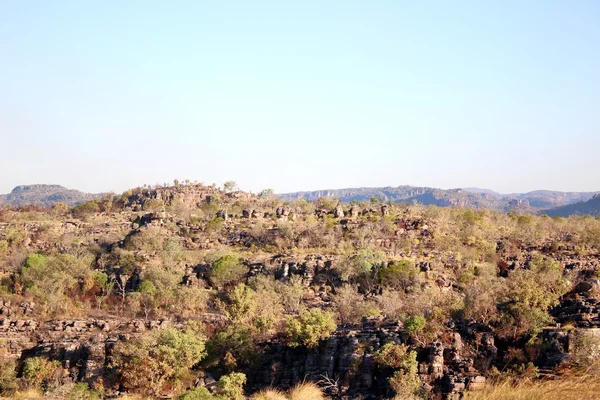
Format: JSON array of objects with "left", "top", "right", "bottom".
[
  {"left": 252, "top": 383, "right": 325, "bottom": 400},
  {"left": 465, "top": 373, "right": 600, "bottom": 400},
  {"left": 253, "top": 389, "right": 289, "bottom": 400},
  {"left": 288, "top": 382, "right": 325, "bottom": 400},
  {"left": 11, "top": 389, "right": 44, "bottom": 399}
]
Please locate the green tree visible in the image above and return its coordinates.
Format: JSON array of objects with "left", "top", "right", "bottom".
[
  {"left": 21, "top": 357, "right": 62, "bottom": 390},
  {"left": 338, "top": 249, "right": 386, "bottom": 282},
  {"left": 378, "top": 259, "right": 418, "bottom": 290},
  {"left": 404, "top": 315, "right": 426, "bottom": 337},
  {"left": 374, "top": 343, "right": 423, "bottom": 398},
  {"left": 216, "top": 372, "right": 246, "bottom": 400},
  {"left": 210, "top": 254, "right": 247, "bottom": 287},
  {"left": 286, "top": 309, "right": 337, "bottom": 348},
  {"left": 219, "top": 284, "right": 257, "bottom": 324},
  {"left": 497, "top": 255, "right": 568, "bottom": 339},
  {"left": 113, "top": 325, "right": 207, "bottom": 395},
  {"left": 20, "top": 253, "right": 93, "bottom": 315}
]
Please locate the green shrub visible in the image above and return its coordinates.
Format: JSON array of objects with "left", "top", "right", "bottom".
[
  {"left": 374, "top": 344, "right": 423, "bottom": 398},
  {"left": 0, "top": 240, "right": 8, "bottom": 254},
  {"left": 216, "top": 372, "right": 246, "bottom": 399},
  {"left": 404, "top": 315, "right": 426, "bottom": 336},
  {"left": 0, "top": 359, "right": 18, "bottom": 396},
  {"left": 208, "top": 325, "right": 258, "bottom": 369},
  {"left": 113, "top": 326, "right": 207, "bottom": 395},
  {"left": 22, "top": 356, "right": 62, "bottom": 389},
  {"left": 20, "top": 253, "right": 92, "bottom": 315},
  {"left": 378, "top": 259, "right": 418, "bottom": 290},
  {"left": 178, "top": 387, "right": 214, "bottom": 400},
  {"left": 374, "top": 343, "right": 412, "bottom": 369},
  {"left": 286, "top": 309, "right": 336, "bottom": 348},
  {"left": 206, "top": 217, "right": 225, "bottom": 233},
  {"left": 219, "top": 284, "right": 257, "bottom": 323},
  {"left": 67, "top": 382, "right": 102, "bottom": 400},
  {"left": 338, "top": 249, "right": 385, "bottom": 281},
  {"left": 496, "top": 255, "right": 568, "bottom": 338},
  {"left": 210, "top": 254, "right": 247, "bottom": 287},
  {"left": 72, "top": 201, "right": 100, "bottom": 218}
]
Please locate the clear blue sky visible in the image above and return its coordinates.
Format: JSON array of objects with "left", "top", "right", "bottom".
[{"left": 1, "top": 1, "right": 599, "bottom": 195}]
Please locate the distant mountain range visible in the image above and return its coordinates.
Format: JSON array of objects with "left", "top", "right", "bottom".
[
  {"left": 1, "top": 184, "right": 599, "bottom": 217},
  {"left": 279, "top": 186, "right": 600, "bottom": 217},
  {"left": 542, "top": 194, "right": 600, "bottom": 217},
  {"left": 0, "top": 185, "right": 102, "bottom": 207}
]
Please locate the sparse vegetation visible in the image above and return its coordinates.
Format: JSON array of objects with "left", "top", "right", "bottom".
[{"left": 1, "top": 182, "right": 600, "bottom": 398}]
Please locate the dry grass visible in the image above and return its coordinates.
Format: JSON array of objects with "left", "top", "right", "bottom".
[
  {"left": 113, "top": 395, "right": 154, "bottom": 400},
  {"left": 465, "top": 373, "right": 600, "bottom": 400},
  {"left": 254, "top": 382, "right": 325, "bottom": 400},
  {"left": 253, "top": 389, "right": 289, "bottom": 400},
  {"left": 9, "top": 389, "right": 44, "bottom": 399},
  {"left": 288, "top": 382, "right": 325, "bottom": 400}
]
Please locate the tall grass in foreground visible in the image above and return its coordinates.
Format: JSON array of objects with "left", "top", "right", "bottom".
[
  {"left": 254, "top": 382, "right": 324, "bottom": 400},
  {"left": 465, "top": 373, "right": 600, "bottom": 400}
]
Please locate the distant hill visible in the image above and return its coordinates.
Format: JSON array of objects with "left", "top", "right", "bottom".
[
  {"left": 280, "top": 186, "right": 600, "bottom": 214},
  {"left": 543, "top": 194, "right": 600, "bottom": 217},
  {"left": 0, "top": 184, "right": 102, "bottom": 207},
  {"left": 279, "top": 186, "right": 503, "bottom": 209},
  {"left": 462, "top": 187, "right": 504, "bottom": 198}
]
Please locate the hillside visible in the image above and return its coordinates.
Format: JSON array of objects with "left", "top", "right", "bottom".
[
  {"left": 0, "top": 184, "right": 102, "bottom": 207},
  {"left": 1, "top": 183, "right": 600, "bottom": 399},
  {"left": 543, "top": 194, "right": 600, "bottom": 217},
  {"left": 280, "top": 186, "right": 600, "bottom": 214}
]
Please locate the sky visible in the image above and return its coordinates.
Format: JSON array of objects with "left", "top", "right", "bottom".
[{"left": 1, "top": 1, "right": 599, "bottom": 195}]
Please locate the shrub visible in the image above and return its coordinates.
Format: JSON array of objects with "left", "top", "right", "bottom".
[
  {"left": 72, "top": 201, "right": 100, "bottom": 218},
  {"left": 208, "top": 325, "right": 257, "bottom": 369},
  {"left": 496, "top": 255, "right": 568, "bottom": 338},
  {"left": 286, "top": 309, "right": 336, "bottom": 348},
  {"left": 178, "top": 387, "right": 214, "bottom": 400},
  {"left": 210, "top": 254, "right": 247, "bottom": 287},
  {"left": 337, "top": 249, "right": 385, "bottom": 282},
  {"left": 571, "top": 330, "right": 600, "bottom": 367},
  {"left": 21, "top": 356, "right": 62, "bottom": 390},
  {"left": 404, "top": 315, "right": 427, "bottom": 337},
  {"left": 0, "top": 359, "right": 18, "bottom": 396},
  {"left": 219, "top": 284, "right": 257, "bottom": 324},
  {"left": 378, "top": 259, "right": 418, "bottom": 290},
  {"left": 20, "top": 253, "right": 93, "bottom": 316},
  {"left": 376, "top": 345, "right": 423, "bottom": 399},
  {"left": 334, "top": 285, "right": 381, "bottom": 324},
  {"left": 113, "top": 326, "right": 207, "bottom": 395},
  {"left": 0, "top": 240, "right": 8, "bottom": 254},
  {"left": 374, "top": 343, "right": 412, "bottom": 369},
  {"left": 67, "top": 382, "right": 102, "bottom": 400},
  {"left": 216, "top": 372, "right": 246, "bottom": 400}
]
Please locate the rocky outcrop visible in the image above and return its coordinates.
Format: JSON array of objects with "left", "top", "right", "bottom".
[{"left": 249, "top": 318, "right": 488, "bottom": 399}]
